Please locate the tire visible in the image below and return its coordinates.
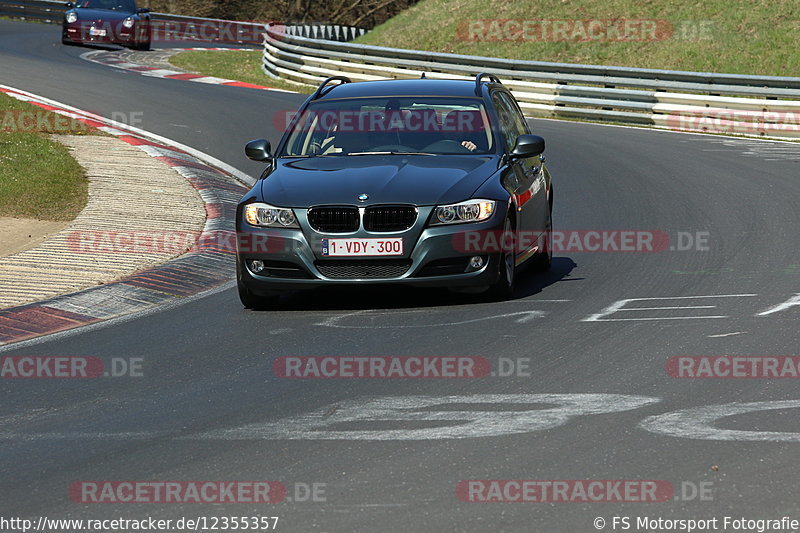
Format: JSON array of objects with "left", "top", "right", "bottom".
[
  {"left": 531, "top": 204, "right": 553, "bottom": 272},
  {"left": 238, "top": 281, "right": 280, "bottom": 310},
  {"left": 134, "top": 39, "right": 150, "bottom": 51},
  {"left": 485, "top": 216, "right": 516, "bottom": 301},
  {"left": 236, "top": 261, "right": 279, "bottom": 310}
]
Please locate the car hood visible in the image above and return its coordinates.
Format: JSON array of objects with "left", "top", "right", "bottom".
[
  {"left": 72, "top": 8, "right": 134, "bottom": 21},
  {"left": 260, "top": 155, "right": 499, "bottom": 207}
]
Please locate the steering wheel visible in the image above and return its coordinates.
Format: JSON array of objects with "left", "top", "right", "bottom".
[
  {"left": 308, "top": 140, "right": 324, "bottom": 154},
  {"left": 423, "top": 139, "right": 473, "bottom": 153}
]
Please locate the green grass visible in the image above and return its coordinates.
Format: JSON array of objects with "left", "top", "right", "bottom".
[
  {"left": 168, "top": 50, "right": 312, "bottom": 94},
  {"left": 0, "top": 92, "right": 91, "bottom": 221},
  {"left": 355, "top": 0, "right": 800, "bottom": 76}
]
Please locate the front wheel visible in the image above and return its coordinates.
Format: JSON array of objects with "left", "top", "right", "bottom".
[
  {"left": 531, "top": 205, "right": 552, "bottom": 272},
  {"left": 484, "top": 217, "right": 515, "bottom": 301},
  {"left": 238, "top": 282, "right": 280, "bottom": 310}
]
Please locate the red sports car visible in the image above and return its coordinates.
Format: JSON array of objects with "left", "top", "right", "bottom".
[{"left": 62, "top": 0, "right": 151, "bottom": 50}]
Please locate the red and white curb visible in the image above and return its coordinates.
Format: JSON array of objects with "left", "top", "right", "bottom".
[
  {"left": 0, "top": 85, "right": 251, "bottom": 346},
  {"left": 81, "top": 48, "right": 296, "bottom": 92}
]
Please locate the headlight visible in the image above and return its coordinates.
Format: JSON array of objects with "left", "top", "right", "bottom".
[
  {"left": 122, "top": 17, "right": 135, "bottom": 28},
  {"left": 430, "top": 199, "right": 495, "bottom": 225},
  {"left": 66, "top": 11, "right": 77, "bottom": 23},
  {"left": 244, "top": 202, "right": 298, "bottom": 228}
]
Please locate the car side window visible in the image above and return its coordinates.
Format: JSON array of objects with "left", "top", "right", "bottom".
[
  {"left": 491, "top": 93, "right": 518, "bottom": 152},
  {"left": 498, "top": 92, "right": 531, "bottom": 137}
]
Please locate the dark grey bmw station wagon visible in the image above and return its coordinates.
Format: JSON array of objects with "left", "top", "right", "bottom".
[{"left": 236, "top": 74, "right": 553, "bottom": 309}]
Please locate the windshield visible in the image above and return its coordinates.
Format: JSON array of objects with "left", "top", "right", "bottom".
[
  {"left": 280, "top": 96, "right": 494, "bottom": 157},
  {"left": 74, "top": 0, "right": 136, "bottom": 11}
]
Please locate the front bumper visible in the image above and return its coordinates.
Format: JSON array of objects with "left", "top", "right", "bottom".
[
  {"left": 236, "top": 205, "right": 506, "bottom": 294},
  {"left": 63, "top": 22, "right": 139, "bottom": 45}
]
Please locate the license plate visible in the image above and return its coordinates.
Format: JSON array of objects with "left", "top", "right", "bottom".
[
  {"left": 322, "top": 238, "right": 403, "bottom": 257},
  {"left": 89, "top": 28, "right": 106, "bottom": 36}
]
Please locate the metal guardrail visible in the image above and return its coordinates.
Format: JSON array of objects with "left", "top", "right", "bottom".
[
  {"left": 0, "top": 0, "right": 64, "bottom": 22},
  {"left": 4, "top": 0, "right": 798, "bottom": 138},
  {"left": 263, "top": 24, "right": 800, "bottom": 139},
  {"left": 0, "top": 0, "right": 364, "bottom": 45},
  {"left": 0, "top": 0, "right": 268, "bottom": 44}
]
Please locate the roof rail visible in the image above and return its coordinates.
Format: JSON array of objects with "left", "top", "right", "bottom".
[
  {"left": 311, "top": 76, "right": 352, "bottom": 100},
  {"left": 474, "top": 72, "right": 502, "bottom": 94}
]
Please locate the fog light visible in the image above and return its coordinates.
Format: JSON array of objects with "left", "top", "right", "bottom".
[
  {"left": 468, "top": 255, "right": 485, "bottom": 270},
  {"left": 248, "top": 259, "right": 266, "bottom": 273}
]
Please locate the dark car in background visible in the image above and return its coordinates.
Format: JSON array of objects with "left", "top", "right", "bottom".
[
  {"left": 237, "top": 74, "right": 554, "bottom": 309},
  {"left": 62, "top": 0, "right": 151, "bottom": 50}
]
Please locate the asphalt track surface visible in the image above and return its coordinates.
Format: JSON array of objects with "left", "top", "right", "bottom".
[{"left": 2, "top": 19, "right": 800, "bottom": 533}]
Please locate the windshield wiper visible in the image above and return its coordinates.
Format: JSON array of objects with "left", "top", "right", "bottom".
[{"left": 346, "top": 151, "right": 436, "bottom": 156}]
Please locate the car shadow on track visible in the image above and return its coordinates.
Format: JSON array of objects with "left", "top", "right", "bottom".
[
  {"left": 270, "top": 256, "right": 579, "bottom": 312},
  {"left": 515, "top": 256, "right": 579, "bottom": 299},
  {"left": 61, "top": 41, "right": 124, "bottom": 51}
]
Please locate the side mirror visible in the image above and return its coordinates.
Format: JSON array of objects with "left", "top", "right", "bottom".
[
  {"left": 136, "top": 7, "right": 149, "bottom": 13},
  {"left": 245, "top": 139, "right": 272, "bottom": 162},
  {"left": 510, "top": 134, "right": 545, "bottom": 159}
]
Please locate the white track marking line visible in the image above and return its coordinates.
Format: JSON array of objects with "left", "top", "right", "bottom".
[
  {"left": 0, "top": 431, "right": 168, "bottom": 440},
  {"left": 707, "top": 331, "right": 746, "bottom": 338},
  {"left": 641, "top": 400, "right": 800, "bottom": 442},
  {"left": 583, "top": 294, "right": 758, "bottom": 322},
  {"left": 589, "top": 316, "right": 729, "bottom": 321},
  {"left": 618, "top": 305, "right": 717, "bottom": 311},
  {"left": 190, "top": 394, "right": 660, "bottom": 441},
  {"left": 757, "top": 293, "right": 800, "bottom": 316},
  {"left": 317, "top": 310, "right": 546, "bottom": 328}
]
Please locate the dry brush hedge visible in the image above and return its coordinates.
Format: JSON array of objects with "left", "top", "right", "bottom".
[{"left": 139, "top": 0, "right": 419, "bottom": 29}]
